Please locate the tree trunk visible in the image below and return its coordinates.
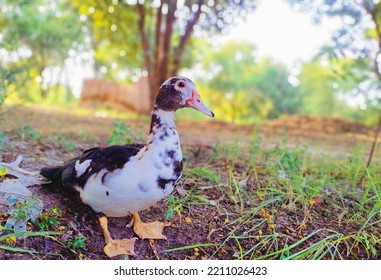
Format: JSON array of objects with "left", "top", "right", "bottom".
[
  {"left": 159, "top": 0, "right": 176, "bottom": 82},
  {"left": 39, "top": 65, "right": 48, "bottom": 99},
  {"left": 137, "top": 0, "right": 203, "bottom": 113},
  {"left": 137, "top": 3, "right": 155, "bottom": 112}
]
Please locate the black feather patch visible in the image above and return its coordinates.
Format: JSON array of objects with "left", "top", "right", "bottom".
[
  {"left": 173, "top": 160, "right": 183, "bottom": 178},
  {"left": 40, "top": 144, "right": 144, "bottom": 190},
  {"left": 156, "top": 159, "right": 183, "bottom": 190},
  {"left": 155, "top": 83, "right": 182, "bottom": 111},
  {"left": 149, "top": 113, "right": 162, "bottom": 134},
  {"left": 156, "top": 177, "right": 176, "bottom": 190}
]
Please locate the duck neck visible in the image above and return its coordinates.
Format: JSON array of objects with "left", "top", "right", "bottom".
[{"left": 147, "top": 107, "right": 177, "bottom": 145}]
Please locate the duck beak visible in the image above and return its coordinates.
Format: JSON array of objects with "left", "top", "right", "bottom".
[{"left": 186, "top": 90, "right": 215, "bottom": 117}]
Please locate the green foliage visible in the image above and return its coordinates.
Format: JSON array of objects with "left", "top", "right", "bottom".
[
  {"left": 353, "top": 232, "right": 381, "bottom": 258},
  {"left": 1, "top": 0, "right": 83, "bottom": 100},
  {"left": 0, "top": 132, "right": 10, "bottom": 155},
  {"left": 0, "top": 166, "right": 7, "bottom": 177},
  {"left": 294, "top": 56, "right": 381, "bottom": 122},
  {"left": 67, "top": 235, "right": 87, "bottom": 251},
  {"left": 72, "top": 0, "right": 140, "bottom": 80},
  {"left": 0, "top": 66, "right": 27, "bottom": 105},
  {"left": 0, "top": 68, "right": 10, "bottom": 105},
  {"left": 297, "top": 62, "right": 341, "bottom": 116},
  {"left": 287, "top": 0, "right": 381, "bottom": 122},
  {"left": 58, "top": 136, "right": 77, "bottom": 152},
  {"left": 35, "top": 206, "right": 61, "bottom": 231},
  {"left": 17, "top": 125, "right": 41, "bottom": 142},
  {"left": 252, "top": 58, "right": 302, "bottom": 118},
  {"left": 165, "top": 194, "right": 186, "bottom": 220},
  {"left": 0, "top": 0, "right": 380, "bottom": 127},
  {"left": 108, "top": 121, "right": 133, "bottom": 145},
  {"left": 8, "top": 196, "right": 41, "bottom": 223},
  {"left": 200, "top": 41, "right": 301, "bottom": 123},
  {"left": 274, "top": 145, "right": 305, "bottom": 175}
]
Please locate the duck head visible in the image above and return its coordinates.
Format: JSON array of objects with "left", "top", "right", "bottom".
[{"left": 155, "top": 76, "right": 214, "bottom": 117}]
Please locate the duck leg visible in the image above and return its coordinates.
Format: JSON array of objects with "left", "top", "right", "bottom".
[
  {"left": 130, "top": 212, "right": 167, "bottom": 240},
  {"left": 99, "top": 216, "right": 137, "bottom": 258}
]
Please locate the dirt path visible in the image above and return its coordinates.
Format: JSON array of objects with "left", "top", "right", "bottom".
[{"left": 2, "top": 104, "right": 377, "bottom": 154}]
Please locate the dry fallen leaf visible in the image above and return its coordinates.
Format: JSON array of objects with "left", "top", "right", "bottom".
[
  {"left": 0, "top": 155, "right": 43, "bottom": 187},
  {"left": 176, "top": 185, "right": 187, "bottom": 197},
  {"left": 0, "top": 156, "right": 43, "bottom": 234},
  {"left": 309, "top": 196, "right": 325, "bottom": 206}
]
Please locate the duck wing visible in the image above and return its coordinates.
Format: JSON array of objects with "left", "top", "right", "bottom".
[{"left": 40, "top": 144, "right": 145, "bottom": 190}]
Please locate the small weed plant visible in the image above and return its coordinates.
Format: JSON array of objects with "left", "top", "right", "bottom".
[
  {"left": 58, "top": 136, "right": 77, "bottom": 152},
  {"left": 67, "top": 235, "right": 87, "bottom": 251},
  {"left": 17, "top": 125, "right": 41, "bottom": 142},
  {"left": 35, "top": 206, "right": 61, "bottom": 231},
  {"left": 109, "top": 121, "right": 133, "bottom": 145}
]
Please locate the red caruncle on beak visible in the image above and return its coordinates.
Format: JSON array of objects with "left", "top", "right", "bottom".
[{"left": 186, "top": 90, "right": 214, "bottom": 117}]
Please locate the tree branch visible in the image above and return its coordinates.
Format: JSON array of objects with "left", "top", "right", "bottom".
[
  {"left": 171, "top": 0, "right": 204, "bottom": 76},
  {"left": 358, "top": 115, "right": 381, "bottom": 185}
]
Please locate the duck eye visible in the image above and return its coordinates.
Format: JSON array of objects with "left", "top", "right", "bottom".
[{"left": 178, "top": 82, "right": 185, "bottom": 88}]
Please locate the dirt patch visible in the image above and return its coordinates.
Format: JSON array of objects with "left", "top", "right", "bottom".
[
  {"left": 1, "top": 104, "right": 377, "bottom": 149},
  {"left": 266, "top": 114, "right": 374, "bottom": 136}
]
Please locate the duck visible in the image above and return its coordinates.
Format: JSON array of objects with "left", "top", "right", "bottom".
[{"left": 40, "top": 76, "right": 214, "bottom": 257}]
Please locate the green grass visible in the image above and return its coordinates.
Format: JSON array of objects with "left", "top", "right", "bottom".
[
  {"left": 0, "top": 228, "right": 62, "bottom": 255},
  {"left": 17, "top": 124, "right": 42, "bottom": 142},
  {"left": 0, "top": 132, "right": 10, "bottom": 155},
  {"left": 0, "top": 201, "right": 85, "bottom": 258},
  {"left": 168, "top": 136, "right": 381, "bottom": 259},
  {"left": 57, "top": 136, "right": 77, "bottom": 152}
]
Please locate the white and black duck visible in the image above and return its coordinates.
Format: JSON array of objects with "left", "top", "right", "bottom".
[{"left": 40, "top": 77, "right": 214, "bottom": 257}]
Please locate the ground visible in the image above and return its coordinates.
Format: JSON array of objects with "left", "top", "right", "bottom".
[{"left": 0, "top": 104, "right": 380, "bottom": 260}]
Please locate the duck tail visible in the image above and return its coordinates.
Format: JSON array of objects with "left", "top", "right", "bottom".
[{"left": 40, "top": 166, "right": 63, "bottom": 183}]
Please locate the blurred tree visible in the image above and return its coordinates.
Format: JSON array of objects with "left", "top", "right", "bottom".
[
  {"left": 294, "top": 54, "right": 379, "bottom": 119},
  {"left": 287, "top": 0, "right": 381, "bottom": 114},
  {"left": 297, "top": 62, "right": 338, "bottom": 116},
  {"left": 72, "top": 0, "right": 140, "bottom": 79},
  {"left": 0, "top": 0, "right": 83, "bottom": 100},
  {"left": 0, "top": 68, "right": 19, "bottom": 105},
  {"left": 200, "top": 41, "right": 300, "bottom": 122},
  {"left": 136, "top": 0, "right": 258, "bottom": 111},
  {"left": 287, "top": 0, "right": 381, "bottom": 178},
  {"left": 251, "top": 58, "right": 301, "bottom": 118}
]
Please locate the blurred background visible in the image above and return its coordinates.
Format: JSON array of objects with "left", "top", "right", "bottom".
[{"left": 0, "top": 0, "right": 380, "bottom": 125}]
